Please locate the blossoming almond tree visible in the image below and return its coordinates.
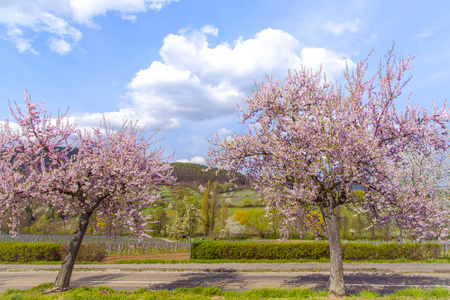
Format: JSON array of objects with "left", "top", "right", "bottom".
[
  {"left": 208, "top": 48, "right": 450, "bottom": 297},
  {"left": 400, "top": 143, "right": 450, "bottom": 209},
  {"left": 0, "top": 93, "right": 174, "bottom": 290}
]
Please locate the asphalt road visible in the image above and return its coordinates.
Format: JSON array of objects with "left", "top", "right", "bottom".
[{"left": 0, "top": 263, "right": 449, "bottom": 295}]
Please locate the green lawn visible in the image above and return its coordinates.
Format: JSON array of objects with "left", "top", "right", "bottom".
[
  {"left": 186, "top": 187, "right": 203, "bottom": 200},
  {"left": 160, "top": 186, "right": 176, "bottom": 203},
  {"left": 2, "top": 284, "right": 449, "bottom": 299},
  {"left": 223, "top": 189, "right": 260, "bottom": 206}
]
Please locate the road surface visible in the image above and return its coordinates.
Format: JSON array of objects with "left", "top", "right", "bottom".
[{"left": 0, "top": 263, "right": 448, "bottom": 295}]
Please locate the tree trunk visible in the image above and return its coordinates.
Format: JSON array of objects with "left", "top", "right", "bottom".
[
  {"left": 53, "top": 212, "right": 91, "bottom": 290},
  {"left": 188, "top": 233, "right": 192, "bottom": 259},
  {"left": 320, "top": 205, "right": 346, "bottom": 297}
]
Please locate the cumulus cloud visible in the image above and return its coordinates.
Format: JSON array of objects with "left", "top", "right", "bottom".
[
  {"left": 323, "top": 18, "right": 360, "bottom": 36},
  {"left": 176, "top": 156, "right": 207, "bottom": 165},
  {"left": 300, "top": 47, "right": 352, "bottom": 77},
  {"left": 0, "top": 120, "right": 22, "bottom": 134},
  {"left": 216, "top": 128, "right": 232, "bottom": 138},
  {"left": 111, "top": 27, "right": 355, "bottom": 131},
  {"left": 49, "top": 38, "right": 71, "bottom": 55},
  {"left": 5, "top": 27, "right": 37, "bottom": 54},
  {"left": 43, "top": 26, "right": 353, "bottom": 132},
  {"left": 0, "top": 0, "right": 177, "bottom": 54},
  {"left": 201, "top": 25, "right": 218, "bottom": 36},
  {"left": 70, "top": 0, "right": 179, "bottom": 25},
  {"left": 175, "top": 159, "right": 190, "bottom": 163}
]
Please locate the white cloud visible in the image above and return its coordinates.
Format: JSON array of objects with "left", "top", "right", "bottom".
[
  {"left": 0, "top": 120, "right": 22, "bottom": 134},
  {"left": 201, "top": 25, "right": 218, "bottom": 36},
  {"left": 69, "top": 0, "right": 179, "bottom": 25},
  {"left": 49, "top": 38, "right": 71, "bottom": 55},
  {"left": 175, "top": 159, "right": 190, "bottom": 163},
  {"left": 54, "top": 26, "right": 354, "bottom": 132},
  {"left": 300, "top": 48, "right": 351, "bottom": 77},
  {"left": 216, "top": 128, "right": 232, "bottom": 138},
  {"left": 121, "top": 14, "right": 138, "bottom": 23},
  {"left": 323, "top": 18, "right": 360, "bottom": 36},
  {"left": 414, "top": 31, "right": 433, "bottom": 39},
  {"left": 6, "top": 27, "right": 38, "bottom": 54},
  {"left": 0, "top": 0, "right": 176, "bottom": 54},
  {"left": 190, "top": 156, "right": 206, "bottom": 165},
  {"left": 175, "top": 156, "right": 206, "bottom": 165},
  {"left": 111, "top": 27, "right": 354, "bottom": 131}
]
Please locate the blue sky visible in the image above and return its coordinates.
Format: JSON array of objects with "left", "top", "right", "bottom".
[{"left": 1, "top": 0, "right": 450, "bottom": 164}]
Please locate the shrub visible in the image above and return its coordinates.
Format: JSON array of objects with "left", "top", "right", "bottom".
[
  {"left": 191, "top": 241, "right": 329, "bottom": 260},
  {"left": 191, "top": 241, "right": 442, "bottom": 260},
  {"left": 60, "top": 243, "right": 107, "bottom": 262},
  {"left": 0, "top": 242, "right": 107, "bottom": 262},
  {"left": 342, "top": 242, "right": 442, "bottom": 260},
  {"left": 0, "top": 242, "right": 62, "bottom": 262}
]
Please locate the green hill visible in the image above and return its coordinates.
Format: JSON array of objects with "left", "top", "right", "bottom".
[{"left": 171, "top": 162, "right": 248, "bottom": 187}]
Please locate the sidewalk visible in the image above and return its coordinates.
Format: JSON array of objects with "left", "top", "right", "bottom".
[{"left": 1, "top": 262, "right": 448, "bottom": 273}]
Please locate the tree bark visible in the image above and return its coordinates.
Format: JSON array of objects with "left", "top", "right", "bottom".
[
  {"left": 320, "top": 204, "right": 346, "bottom": 297},
  {"left": 53, "top": 212, "right": 91, "bottom": 290},
  {"left": 188, "top": 233, "right": 192, "bottom": 259}
]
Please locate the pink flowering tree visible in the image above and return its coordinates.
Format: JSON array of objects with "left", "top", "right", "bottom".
[
  {"left": 0, "top": 93, "right": 174, "bottom": 290},
  {"left": 208, "top": 48, "right": 450, "bottom": 297}
]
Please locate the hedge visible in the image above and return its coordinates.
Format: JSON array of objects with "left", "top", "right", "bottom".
[
  {"left": 191, "top": 241, "right": 442, "bottom": 260},
  {"left": 0, "top": 242, "right": 61, "bottom": 262},
  {"left": 0, "top": 242, "right": 106, "bottom": 262},
  {"left": 60, "top": 243, "right": 107, "bottom": 262},
  {"left": 341, "top": 242, "right": 441, "bottom": 260}
]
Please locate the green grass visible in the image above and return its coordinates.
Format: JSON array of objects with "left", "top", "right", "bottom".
[
  {"left": 1, "top": 256, "right": 449, "bottom": 265},
  {"left": 224, "top": 189, "right": 260, "bottom": 206},
  {"left": 389, "top": 287, "right": 450, "bottom": 298},
  {"left": 109, "top": 257, "right": 450, "bottom": 264},
  {"left": 160, "top": 186, "right": 176, "bottom": 203},
  {"left": 186, "top": 188, "right": 202, "bottom": 200},
  {"left": 1, "top": 284, "right": 449, "bottom": 299}
]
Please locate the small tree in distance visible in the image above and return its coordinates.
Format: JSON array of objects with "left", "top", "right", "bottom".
[
  {"left": 208, "top": 47, "right": 450, "bottom": 297},
  {"left": 201, "top": 181, "right": 220, "bottom": 236},
  {"left": 0, "top": 93, "right": 174, "bottom": 291},
  {"left": 170, "top": 196, "right": 201, "bottom": 258}
]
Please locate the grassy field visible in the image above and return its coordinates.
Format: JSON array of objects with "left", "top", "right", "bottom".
[
  {"left": 1, "top": 284, "right": 449, "bottom": 299},
  {"left": 160, "top": 186, "right": 176, "bottom": 203},
  {"left": 186, "top": 187, "right": 203, "bottom": 200},
  {"left": 224, "top": 189, "right": 260, "bottom": 206},
  {"left": 0, "top": 283, "right": 450, "bottom": 300}
]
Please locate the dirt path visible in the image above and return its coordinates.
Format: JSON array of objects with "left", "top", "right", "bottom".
[{"left": 101, "top": 252, "right": 189, "bottom": 263}]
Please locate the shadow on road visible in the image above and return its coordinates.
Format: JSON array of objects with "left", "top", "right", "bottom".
[
  {"left": 149, "top": 272, "right": 247, "bottom": 291},
  {"left": 67, "top": 271, "right": 450, "bottom": 296},
  {"left": 70, "top": 273, "right": 124, "bottom": 288},
  {"left": 283, "top": 272, "right": 450, "bottom": 296}
]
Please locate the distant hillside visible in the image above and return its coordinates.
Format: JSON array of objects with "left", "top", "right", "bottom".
[{"left": 171, "top": 162, "right": 249, "bottom": 187}]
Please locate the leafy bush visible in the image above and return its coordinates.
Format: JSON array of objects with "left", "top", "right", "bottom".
[
  {"left": 60, "top": 243, "right": 107, "bottom": 262},
  {"left": 191, "top": 241, "right": 442, "bottom": 260},
  {"left": 0, "top": 242, "right": 107, "bottom": 262},
  {"left": 342, "top": 242, "right": 442, "bottom": 260},
  {"left": 0, "top": 242, "right": 62, "bottom": 262},
  {"left": 191, "top": 241, "right": 329, "bottom": 260}
]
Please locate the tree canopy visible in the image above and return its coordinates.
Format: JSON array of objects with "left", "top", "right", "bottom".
[
  {"left": 208, "top": 47, "right": 450, "bottom": 297},
  {"left": 0, "top": 93, "right": 174, "bottom": 290}
]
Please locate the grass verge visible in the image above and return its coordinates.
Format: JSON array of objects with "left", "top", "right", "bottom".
[
  {"left": 1, "top": 284, "right": 449, "bottom": 299},
  {"left": 0, "top": 257, "right": 449, "bottom": 265},
  {"left": 109, "top": 257, "right": 450, "bottom": 264}
]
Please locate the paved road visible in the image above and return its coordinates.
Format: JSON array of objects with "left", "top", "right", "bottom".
[{"left": 0, "top": 263, "right": 448, "bottom": 295}]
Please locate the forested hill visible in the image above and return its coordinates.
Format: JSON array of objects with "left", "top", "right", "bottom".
[{"left": 171, "top": 162, "right": 249, "bottom": 187}]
